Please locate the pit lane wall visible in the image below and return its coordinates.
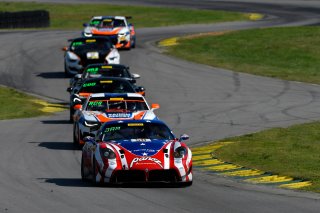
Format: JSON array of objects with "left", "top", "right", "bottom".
[{"left": 0, "top": 10, "right": 49, "bottom": 28}]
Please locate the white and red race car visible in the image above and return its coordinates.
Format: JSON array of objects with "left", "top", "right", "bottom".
[
  {"left": 82, "top": 16, "right": 136, "bottom": 50},
  {"left": 73, "top": 93, "right": 159, "bottom": 147},
  {"left": 81, "top": 119, "right": 192, "bottom": 186}
]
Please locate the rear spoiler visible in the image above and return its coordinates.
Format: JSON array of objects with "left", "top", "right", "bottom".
[{"left": 126, "top": 16, "right": 132, "bottom": 19}]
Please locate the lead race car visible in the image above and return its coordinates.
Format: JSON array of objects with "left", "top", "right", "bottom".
[
  {"left": 82, "top": 16, "right": 136, "bottom": 50},
  {"left": 73, "top": 93, "right": 160, "bottom": 147},
  {"left": 81, "top": 120, "right": 192, "bottom": 186}
]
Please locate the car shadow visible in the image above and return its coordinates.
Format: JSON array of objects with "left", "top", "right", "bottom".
[
  {"left": 36, "top": 71, "right": 67, "bottom": 79},
  {"left": 37, "top": 141, "right": 76, "bottom": 150},
  {"left": 41, "top": 119, "right": 71, "bottom": 124},
  {"left": 39, "top": 178, "right": 189, "bottom": 188}
]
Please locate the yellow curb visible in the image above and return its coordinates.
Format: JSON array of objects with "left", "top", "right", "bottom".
[
  {"left": 222, "top": 169, "right": 265, "bottom": 177},
  {"left": 193, "top": 159, "right": 224, "bottom": 166},
  {"left": 158, "top": 37, "right": 178, "bottom": 47},
  {"left": 205, "top": 164, "right": 242, "bottom": 172},
  {"left": 248, "top": 13, "right": 264, "bottom": 21},
  {"left": 193, "top": 154, "right": 213, "bottom": 161},
  {"left": 280, "top": 181, "right": 312, "bottom": 189},
  {"left": 32, "top": 100, "right": 67, "bottom": 113},
  {"left": 246, "top": 175, "right": 293, "bottom": 184}
]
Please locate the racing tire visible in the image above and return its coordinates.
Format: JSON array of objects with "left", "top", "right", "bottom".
[
  {"left": 81, "top": 155, "right": 87, "bottom": 181},
  {"left": 91, "top": 157, "right": 99, "bottom": 186},
  {"left": 73, "top": 123, "right": 80, "bottom": 149},
  {"left": 64, "top": 63, "right": 72, "bottom": 78},
  {"left": 69, "top": 107, "right": 74, "bottom": 122},
  {"left": 131, "top": 37, "right": 136, "bottom": 48}
]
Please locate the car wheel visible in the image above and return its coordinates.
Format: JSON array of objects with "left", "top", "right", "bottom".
[
  {"left": 73, "top": 123, "right": 80, "bottom": 149},
  {"left": 131, "top": 37, "right": 136, "bottom": 48},
  {"left": 81, "top": 155, "right": 86, "bottom": 181},
  {"left": 92, "top": 157, "right": 98, "bottom": 186},
  {"left": 69, "top": 107, "right": 74, "bottom": 122},
  {"left": 64, "top": 63, "right": 72, "bottom": 78}
]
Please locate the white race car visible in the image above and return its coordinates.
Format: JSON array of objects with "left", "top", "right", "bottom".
[{"left": 82, "top": 16, "right": 136, "bottom": 50}]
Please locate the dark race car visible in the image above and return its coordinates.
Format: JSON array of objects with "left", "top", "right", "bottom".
[
  {"left": 81, "top": 120, "right": 192, "bottom": 186},
  {"left": 62, "top": 36, "right": 120, "bottom": 76},
  {"left": 69, "top": 63, "right": 140, "bottom": 89},
  {"left": 67, "top": 77, "right": 145, "bottom": 121}
]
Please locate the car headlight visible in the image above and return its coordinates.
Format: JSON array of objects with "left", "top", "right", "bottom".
[
  {"left": 100, "top": 148, "right": 116, "bottom": 159},
  {"left": 105, "top": 51, "right": 120, "bottom": 64},
  {"left": 174, "top": 147, "right": 187, "bottom": 158},
  {"left": 84, "top": 120, "right": 100, "bottom": 127},
  {"left": 67, "top": 52, "right": 80, "bottom": 62}
]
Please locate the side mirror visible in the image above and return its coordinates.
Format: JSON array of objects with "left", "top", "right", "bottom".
[
  {"left": 74, "top": 74, "right": 82, "bottom": 80},
  {"left": 73, "top": 104, "right": 82, "bottom": 110},
  {"left": 67, "top": 87, "right": 73, "bottom": 93},
  {"left": 132, "top": 73, "right": 140, "bottom": 79},
  {"left": 83, "top": 23, "right": 89, "bottom": 27},
  {"left": 151, "top": 103, "right": 160, "bottom": 110},
  {"left": 62, "top": 46, "right": 68, "bottom": 51},
  {"left": 179, "top": 134, "right": 189, "bottom": 142},
  {"left": 136, "top": 86, "right": 145, "bottom": 92}
]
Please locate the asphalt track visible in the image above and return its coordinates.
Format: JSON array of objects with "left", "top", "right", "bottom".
[{"left": 1, "top": 0, "right": 320, "bottom": 212}]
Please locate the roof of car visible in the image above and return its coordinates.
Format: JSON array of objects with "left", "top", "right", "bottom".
[
  {"left": 91, "top": 16, "right": 127, "bottom": 20},
  {"left": 103, "top": 119, "right": 167, "bottom": 126},
  {"left": 89, "top": 93, "right": 143, "bottom": 98}
]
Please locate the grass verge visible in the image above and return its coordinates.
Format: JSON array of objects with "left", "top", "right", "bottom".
[
  {"left": 0, "top": 2, "right": 250, "bottom": 29},
  {"left": 0, "top": 86, "right": 53, "bottom": 120},
  {"left": 165, "top": 27, "right": 320, "bottom": 84},
  {"left": 214, "top": 122, "right": 320, "bottom": 192}
]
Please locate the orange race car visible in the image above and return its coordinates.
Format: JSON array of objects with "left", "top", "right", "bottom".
[{"left": 82, "top": 16, "right": 136, "bottom": 50}]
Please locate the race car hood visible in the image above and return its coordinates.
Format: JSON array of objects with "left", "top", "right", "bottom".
[
  {"left": 73, "top": 48, "right": 111, "bottom": 65},
  {"left": 83, "top": 110, "right": 157, "bottom": 122},
  {"left": 91, "top": 27, "right": 122, "bottom": 35},
  {"left": 116, "top": 139, "right": 171, "bottom": 156}
]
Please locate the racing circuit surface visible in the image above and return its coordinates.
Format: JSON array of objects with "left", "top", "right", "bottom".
[{"left": 1, "top": 0, "right": 320, "bottom": 212}]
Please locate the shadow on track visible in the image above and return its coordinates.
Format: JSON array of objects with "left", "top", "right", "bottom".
[
  {"left": 36, "top": 141, "right": 76, "bottom": 150},
  {"left": 39, "top": 178, "right": 190, "bottom": 188},
  {"left": 41, "top": 120, "right": 71, "bottom": 124},
  {"left": 36, "top": 71, "right": 67, "bottom": 79}
]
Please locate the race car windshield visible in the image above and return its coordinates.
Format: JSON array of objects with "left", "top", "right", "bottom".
[
  {"left": 79, "top": 80, "right": 135, "bottom": 94},
  {"left": 86, "top": 97, "right": 149, "bottom": 111},
  {"left": 71, "top": 39, "right": 112, "bottom": 52},
  {"left": 102, "top": 123, "right": 175, "bottom": 141},
  {"left": 83, "top": 68, "right": 130, "bottom": 79}
]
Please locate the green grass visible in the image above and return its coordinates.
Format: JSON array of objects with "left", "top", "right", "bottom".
[
  {"left": 0, "top": 86, "right": 49, "bottom": 119},
  {"left": 0, "top": 2, "right": 249, "bottom": 29},
  {"left": 166, "top": 27, "right": 320, "bottom": 84},
  {"left": 214, "top": 122, "right": 320, "bottom": 192}
]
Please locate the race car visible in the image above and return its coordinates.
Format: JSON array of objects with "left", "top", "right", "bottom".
[
  {"left": 82, "top": 16, "right": 136, "bottom": 50},
  {"left": 62, "top": 36, "right": 120, "bottom": 76},
  {"left": 73, "top": 93, "right": 160, "bottom": 147},
  {"left": 81, "top": 120, "right": 192, "bottom": 186},
  {"left": 69, "top": 63, "right": 140, "bottom": 89},
  {"left": 67, "top": 77, "right": 145, "bottom": 121}
]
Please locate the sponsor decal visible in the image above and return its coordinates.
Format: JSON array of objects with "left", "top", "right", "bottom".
[
  {"left": 130, "top": 157, "right": 163, "bottom": 168},
  {"left": 90, "top": 20, "right": 100, "bottom": 25},
  {"left": 128, "top": 123, "right": 143, "bottom": 126},
  {"left": 110, "top": 98, "right": 124, "bottom": 101},
  {"left": 86, "top": 39, "right": 96, "bottom": 43},
  {"left": 106, "top": 113, "right": 132, "bottom": 118},
  {"left": 88, "top": 101, "right": 102, "bottom": 106},
  {"left": 131, "top": 139, "right": 151, "bottom": 142},
  {"left": 102, "top": 66, "right": 112, "bottom": 69},
  {"left": 104, "top": 126, "right": 121, "bottom": 133},
  {"left": 100, "top": 80, "right": 113, "bottom": 84},
  {"left": 83, "top": 82, "right": 96, "bottom": 87},
  {"left": 72, "top": 41, "right": 83, "bottom": 46},
  {"left": 86, "top": 67, "right": 99, "bottom": 73}
]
